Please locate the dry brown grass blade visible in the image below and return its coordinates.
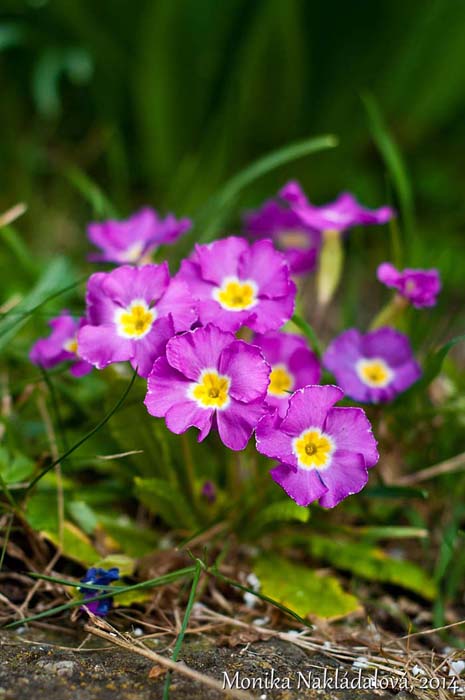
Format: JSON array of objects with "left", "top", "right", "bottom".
[
  {"left": 0, "top": 203, "right": 27, "bottom": 228},
  {"left": 84, "top": 615, "right": 254, "bottom": 700},
  {"left": 395, "top": 451, "right": 465, "bottom": 485}
]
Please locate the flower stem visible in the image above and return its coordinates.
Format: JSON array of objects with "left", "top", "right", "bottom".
[{"left": 369, "top": 293, "right": 408, "bottom": 330}]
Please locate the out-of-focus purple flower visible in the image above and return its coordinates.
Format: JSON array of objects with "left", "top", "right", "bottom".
[
  {"left": 79, "top": 567, "right": 120, "bottom": 617},
  {"left": 252, "top": 331, "right": 321, "bottom": 417},
  {"left": 201, "top": 480, "right": 216, "bottom": 503},
  {"left": 78, "top": 264, "right": 196, "bottom": 377},
  {"left": 280, "top": 181, "right": 394, "bottom": 235},
  {"left": 256, "top": 385, "right": 378, "bottom": 507},
  {"left": 145, "top": 324, "right": 270, "bottom": 451},
  {"left": 377, "top": 262, "right": 441, "bottom": 308},
  {"left": 87, "top": 208, "right": 191, "bottom": 265},
  {"left": 244, "top": 199, "right": 320, "bottom": 275},
  {"left": 323, "top": 327, "right": 421, "bottom": 403},
  {"left": 30, "top": 312, "right": 92, "bottom": 378},
  {"left": 176, "top": 237, "right": 296, "bottom": 333}
]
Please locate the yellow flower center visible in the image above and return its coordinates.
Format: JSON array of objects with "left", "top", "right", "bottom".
[
  {"left": 268, "top": 364, "right": 294, "bottom": 397},
  {"left": 213, "top": 276, "right": 258, "bottom": 311},
  {"left": 121, "top": 241, "right": 144, "bottom": 263},
  {"left": 189, "top": 370, "right": 231, "bottom": 410},
  {"left": 63, "top": 337, "right": 78, "bottom": 354},
  {"left": 115, "top": 300, "right": 156, "bottom": 339},
  {"left": 276, "top": 230, "right": 309, "bottom": 250},
  {"left": 405, "top": 279, "right": 416, "bottom": 294},
  {"left": 293, "top": 428, "right": 334, "bottom": 470},
  {"left": 356, "top": 358, "right": 393, "bottom": 388}
]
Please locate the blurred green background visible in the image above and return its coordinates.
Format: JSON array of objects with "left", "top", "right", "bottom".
[
  {"left": 1, "top": 0, "right": 464, "bottom": 304},
  {"left": 2, "top": 2, "right": 465, "bottom": 219}
]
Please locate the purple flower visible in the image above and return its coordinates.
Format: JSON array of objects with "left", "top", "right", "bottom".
[
  {"left": 201, "top": 480, "right": 216, "bottom": 503},
  {"left": 88, "top": 207, "right": 191, "bottom": 265},
  {"left": 78, "top": 264, "right": 196, "bottom": 378},
  {"left": 144, "top": 324, "right": 271, "bottom": 450},
  {"left": 377, "top": 262, "right": 441, "bottom": 308},
  {"left": 323, "top": 327, "right": 421, "bottom": 403},
  {"left": 280, "top": 181, "right": 394, "bottom": 235},
  {"left": 256, "top": 385, "right": 378, "bottom": 508},
  {"left": 176, "top": 237, "right": 296, "bottom": 333},
  {"left": 252, "top": 331, "right": 321, "bottom": 417},
  {"left": 244, "top": 198, "right": 320, "bottom": 275},
  {"left": 30, "top": 312, "right": 92, "bottom": 378},
  {"left": 79, "top": 567, "right": 119, "bottom": 616}
]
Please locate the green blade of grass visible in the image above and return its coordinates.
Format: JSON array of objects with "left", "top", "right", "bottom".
[
  {"left": 26, "top": 368, "right": 138, "bottom": 492},
  {"left": 362, "top": 93, "right": 414, "bottom": 243},
  {"left": 0, "top": 273, "right": 87, "bottom": 343},
  {"left": 163, "top": 560, "right": 202, "bottom": 700},
  {"left": 291, "top": 313, "right": 322, "bottom": 357},
  {"left": 6, "top": 566, "right": 197, "bottom": 628},
  {"left": 64, "top": 165, "right": 117, "bottom": 218},
  {"left": 208, "top": 567, "right": 311, "bottom": 628},
  {"left": 195, "top": 134, "right": 338, "bottom": 243}
]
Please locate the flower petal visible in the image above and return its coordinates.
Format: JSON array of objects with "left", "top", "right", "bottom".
[
  {"left": 165, "top": 400, "right": 213, "bottom": 441},
  {"left": 195, "top": 237, "right": 248, "bottom": 286},
  {"left": 324, "top": 407, "right": 379, "bottom": 467},
  {"left": 156, "top": 277, "right": 197, "bottom": 332},
  {"left": 280, "top": 385, "right": 344, "bottom": 436},
  {"left": 270, "top": 463, "right": 327, "bottom": 506},
  {"left": 130, "top": 316, "right": 175, "bottom": 378},
  {"left": 77, "top": 324, "right": 132, "bottom": 369},
  {"left": 166, "top": 324, "right": 234, "bottom": 381},
  {"left": 216, "top": 399, "right": 267, "bottom": 451},
  {"left": 255, "top": 411, "right": 296, "bottom": 466},
  {"left": 218, "top": 340, "right": 270, "bottom": 402},
  {"left": 318, "top": 449, "right": 368, "bottom": 508},
  {"left": 145, "top": 356, "right": 192, "bottom": 416}
]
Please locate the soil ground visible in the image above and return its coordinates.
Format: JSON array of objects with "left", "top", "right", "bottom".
[{"left": 0, "top": 630, "right": 418, "bottom": 700}]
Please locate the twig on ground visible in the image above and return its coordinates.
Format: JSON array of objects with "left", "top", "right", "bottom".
[{"left": 84, "top": 615, "right": 254, "bottom": 700}]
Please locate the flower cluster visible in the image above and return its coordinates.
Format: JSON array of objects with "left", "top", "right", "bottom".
[{"left": 30, "top": 184, "right": 441, "bottom": 509}]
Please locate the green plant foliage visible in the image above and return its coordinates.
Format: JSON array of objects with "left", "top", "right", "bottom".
[
  {"left": 252, "top": 500, "right": 310, "bottom": 533},
  {"left": 25, "top": 490, "right": 100, "bottom": 566},
  {"left": 254, "top": 555, "right": 360, "bottom": 619},
  {"left": 308, "top": 535, "right": 437, "bottom": 600},
  {"left": 0, "top": 447, "right": 35, "bottom": 485},
  {"left": 134, "top": 477, "right": 199, "bottom": 531}
]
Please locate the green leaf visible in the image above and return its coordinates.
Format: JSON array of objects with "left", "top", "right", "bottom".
[
  {"left": 0, "top": 447, "right": 35, "bottom": 485},
  {"left": 64, "top": 165, "right": 116, "bottom": 218},
  {"left": 362, "top": 92, "right": 414, "bottom": 241},
  {"left": 97, "top": 514, "right": 158, "bottom": 558},
  {"left": 254, "top": 555, "right": 360, "bottom": 619},
  {"left": 363, "top": 484, "right": 428, "bottom": 500},
  {"left": 253, "top": 500, "right": 310, "bottom": 532},
  {"left": 45, "top": 522, "right": 100, "bottom": 567},
  {"left": 0, "top": 257, "right": 75, "bottom": 349},
  {"left": 420, "top": 334, "right": 465, "bottom": 387},
  {"left": 291, "top": 314, "right": 322, "bottom": 357},
  {"left": 67, "top": 500, "right": 98, "bottom": 535},
  {"left": 308, "top": 535, "right": 437, "bottom": 600},
  {"left": 196, "top": 134, "right": 338, "bottom": 242},
  {"left": 25, "top": 491, "right": 99, "bottom": 566},
  {"left": 94, "top": 554, "right": 135, "bottom": 577},
  {"left": 134, "top": 477, "right": 198, "bottom": 531}
]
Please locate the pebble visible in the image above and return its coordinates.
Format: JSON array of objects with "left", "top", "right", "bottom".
[{"left": 36, "top": 660, "right": 76, "bottom": 677}]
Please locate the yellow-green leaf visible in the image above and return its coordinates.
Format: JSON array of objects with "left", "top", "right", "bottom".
[
  {"left": 254, "top": 556, "right": 360, "bottom": 619},
  {"left": 94, "top": 554, "right": 135, "bottom": 577},
  {"left": 308, "top": 535, "right": 437, "bottom": 600},
  {"left": 43, "top": 521, "right": 100, "bottom": 567}
]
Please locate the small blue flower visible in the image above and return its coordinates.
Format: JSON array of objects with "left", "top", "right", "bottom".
[{"left": 79, "top": 567, "right": 120, "bottom": 616}]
